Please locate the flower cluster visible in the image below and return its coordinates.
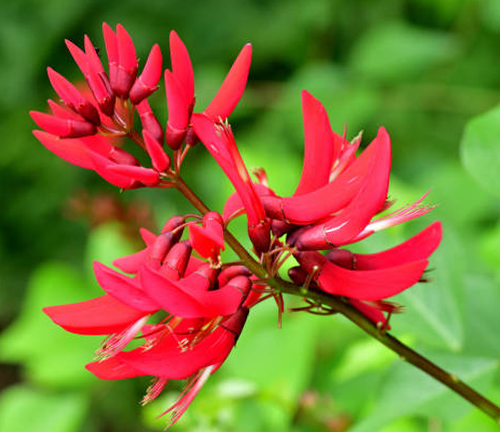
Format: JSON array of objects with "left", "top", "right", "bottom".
[{"left": 33, "top": 23, "right": 441, "bottom": 426}]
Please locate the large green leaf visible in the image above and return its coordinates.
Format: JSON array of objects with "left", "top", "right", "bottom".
[{"left": 461, "top": 104, "right": 500, "bottom": 198}]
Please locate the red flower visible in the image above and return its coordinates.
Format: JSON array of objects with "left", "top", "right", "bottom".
[
  {"left": 164, "top": 31, "right": 252, "bottom": 149},
  {"left": 192, "top": 115, "right": 271, "bottom": 253},
  {"left": 43, "top": 216, "right": 257, "bottom": 426},
  {"left": 31, "top": 24, "right": 167, "bottom": 189}
]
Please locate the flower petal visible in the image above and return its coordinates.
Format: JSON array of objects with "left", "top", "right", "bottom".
[
  {"left": 93, "top": 262, "right": 158, "bottom": 312},
  {"left": 86, "top": 356, "right": 144, "bottom": 380},
  {"left": 293, "top": 91, "right": 336, "bottom": 196},
  {"left": 317, "top": 259, "right": 429, "bottom": 301},
  {"left": 43, "top": 294, "right": 147, "bottom": 335},
  {"left": 204, "top": 44, "right": 252, "bottom": 120}
]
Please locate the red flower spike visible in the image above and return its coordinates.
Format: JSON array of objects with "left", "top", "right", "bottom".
[
  {"left": 130, "top": 44, "right": 163, "bottom": 104},
  {"left": 32, "top": 131, "right": 93, "bottom": 169},
  {"left": 93, "top": 262, "right": 158, "bottom": 312},
  {"left": 159, "top": 240, "right": 192, "bottom": 280},
  {"left": 204, "top": 44, "right": 252, "bottom": 120},
  {"left": 47, "top": 68, "right": 100, "bottom": 125},
  {"left": 143, "top": 130, "right": 170, "bottom": 172},
  {"left": 293, "top": 91, "right": 337, "bottom": 196},
  {"left": 113, "top": 24, "right": 138, "bottom": 98},
  {"left": 43, "top": 294, "right": 147, "bottom": 335},
  {"left": 102, "top": 23, "right": 119, "bottom": 88},
  {"left": 164, "top": 70, "right": 189, "bottom": 149},
  {"left": 107, "top": 164, "right": 160, "bottom": 186},
  {"left": 136, "top": 99, "right": 164, "bottom": 144},
  {"left": 169, "top": 31, "right": 195, "bottom": 104},
  {"left": 30, "top": 111, "right": 96, "bottom": 138}
]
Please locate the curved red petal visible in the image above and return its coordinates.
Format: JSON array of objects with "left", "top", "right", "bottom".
[
  {"left": 204, "top": 44, "right": 252, "bottom": 120},
  {"left": 86, "top": 356, "right": 145, "bottom": 380},
  {"left": 293, "top": 91, "right": 336, "bottom": 196},
  {"left": 317, "top": 259, "right": 429, "bottom": 301},
  {"left": 43, "top": 294, "right": 146, "bottom": 335},
  {"left": 169, "top": 31, "right": 194, "bottom": 103},
  {"left": 32, "top": 130, "right": 93, "bottom": 169},
  {"left": 164, "top": 70, "right": 190, "bottom": 131},
  {"left": 88, "top": 152, "right": 137, "bottom": 188},
  {"left": 93, "top": 262, "right": 158, "bottom": 312},
  {"left": 354, "top": 221, "right": 442, "bottom": 270},
  {"left": 107, "top": 164, "right": 160, "bottom": 186}
]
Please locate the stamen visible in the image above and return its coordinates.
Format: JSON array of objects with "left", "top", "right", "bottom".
[{"left": 95, "top": 315, "right": 149, "bottom": 360}]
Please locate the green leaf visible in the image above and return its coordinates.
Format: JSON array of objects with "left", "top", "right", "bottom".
[
  {"left": 461, "top": 274, "right": 500, "bottom": 359},
  {"left": 350, "top": 355, "right": 498, "bottom": 431},
  {"left": 0, "top": 385, "right": 88, "bottom": 432},
  {"left": 461, "top": 103, "right": 500, "bottom": 198},
  {"left": 0, "top": 262, "right": 100, "bottom": 388}
]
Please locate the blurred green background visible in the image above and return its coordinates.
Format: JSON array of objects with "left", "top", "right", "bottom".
[{"left": 1, "top": 0, "right": 500, "bottom": 430}]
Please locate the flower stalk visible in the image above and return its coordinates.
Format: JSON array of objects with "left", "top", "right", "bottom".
[{"left": 174, "top": 174, "right": 500, "bottom": 424}]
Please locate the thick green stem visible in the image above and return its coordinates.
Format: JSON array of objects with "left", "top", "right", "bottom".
[{"left": 173, "top": 176, "right": 500, "bottom": 424}]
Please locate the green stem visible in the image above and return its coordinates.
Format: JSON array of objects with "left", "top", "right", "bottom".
[{"left": 173, "top": 176, "right": 500, "bottom": 424}]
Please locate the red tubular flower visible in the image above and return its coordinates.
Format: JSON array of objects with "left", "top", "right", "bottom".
[
  {"left": 192, "top": 114, "right": 271, "bottom": 253},
  {"left": 164, "top": 31, "right": 252, "bottom": 149}
]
